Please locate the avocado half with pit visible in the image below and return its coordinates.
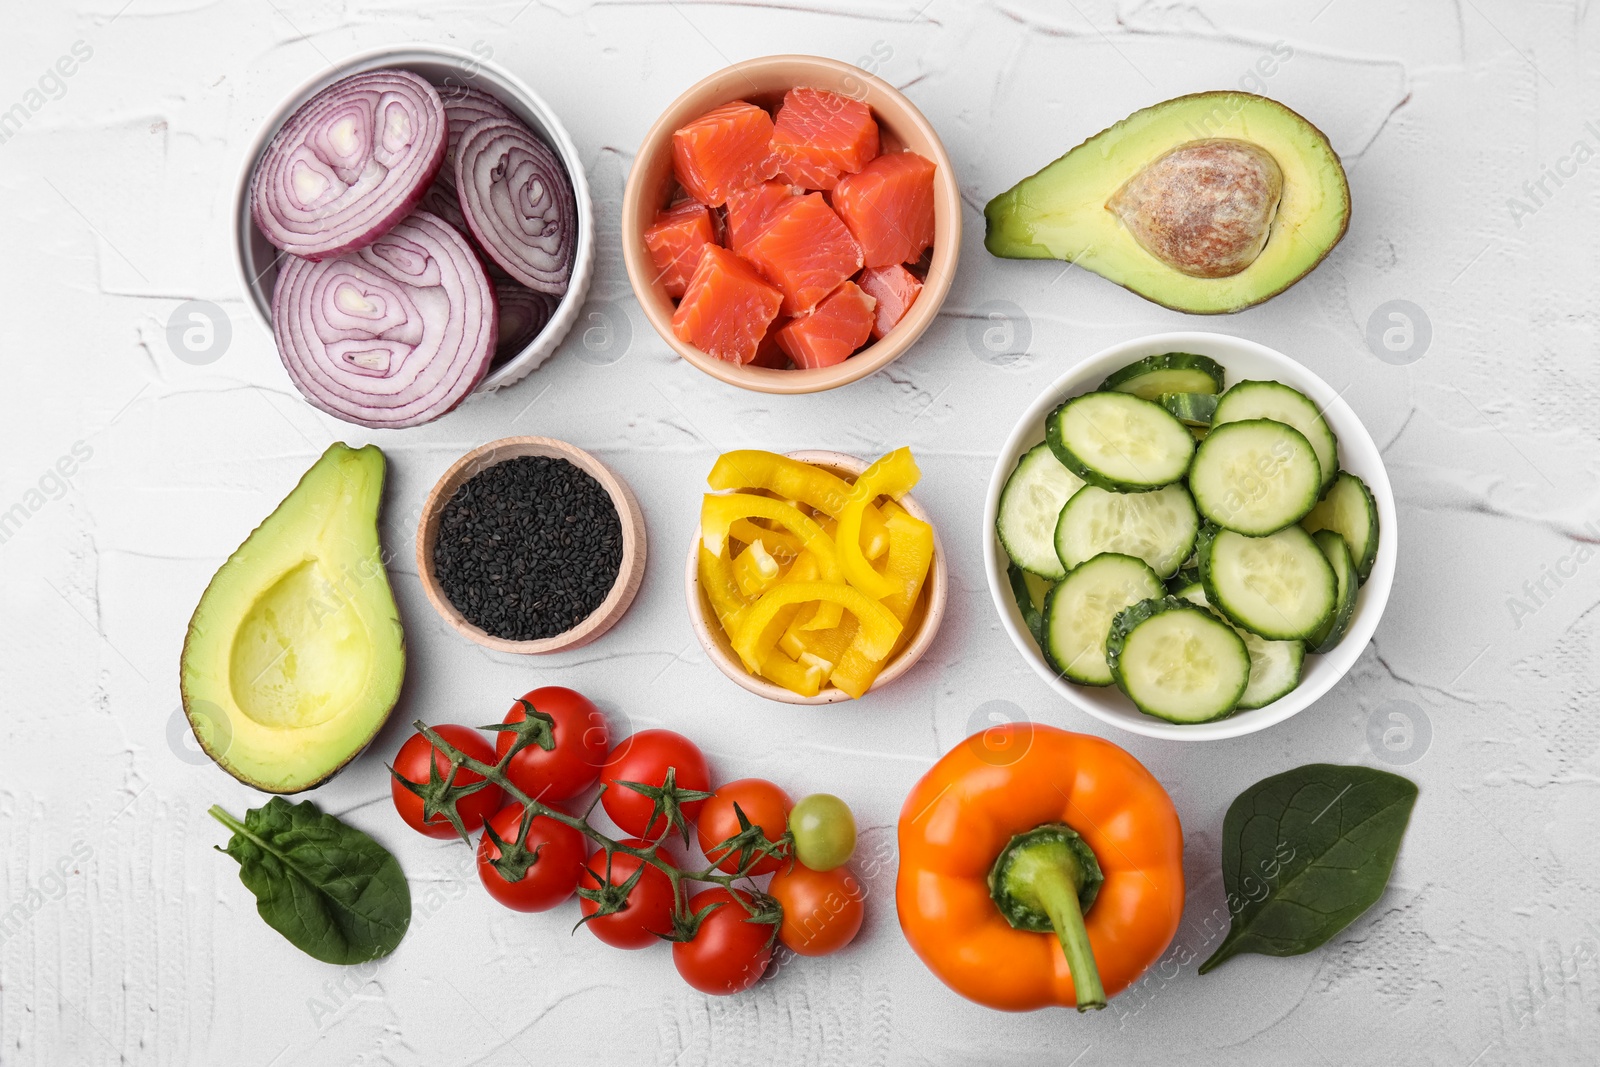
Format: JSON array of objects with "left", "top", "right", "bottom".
[
  {"left": 984, "top": 92, "right": 1351, "bottom": 314},
  {"left": 180, "top": 443, "right": 405, "bottom": 793}
]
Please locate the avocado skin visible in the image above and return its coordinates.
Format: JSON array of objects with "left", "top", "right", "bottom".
[
  {"left": 983, "top": 91, "right": 1351, "bottom": 314},
  {"left": 179, "top": 443, "right": 406, "bottom": 794}
]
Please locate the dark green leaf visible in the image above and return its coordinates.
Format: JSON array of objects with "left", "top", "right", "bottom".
[
  {"left": 211, "top": 797, "right": 411, "bottom": 965},
  {"left": 1199, "top": 763, "right": 1417, "bottom": 974}
]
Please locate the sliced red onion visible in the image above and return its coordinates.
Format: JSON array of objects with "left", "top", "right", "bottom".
[
  {"left": 492, "top": 283, "right": 558, "bottom": 366},
  {"left": 438, "top": 85, "right": 516, "bottom": 181},
  {"left": 251, "top": 69, "right": 447, "bottom": 261},
  {"left": 455, "top": 117, "right": 577, "bottom": 295},
  {"left": 271, "top": 211, "right": 496, "bottom": 428}
]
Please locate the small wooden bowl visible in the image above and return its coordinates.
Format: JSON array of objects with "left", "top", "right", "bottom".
[
  {"left": 685, "top": 450, "right": 947, "bottom": 704},
  {"left": 622, "top": 54, "right": 962, "bottom": 395},
  {"left": 417, "top": 437, "right": 647, "bottom": 654}
]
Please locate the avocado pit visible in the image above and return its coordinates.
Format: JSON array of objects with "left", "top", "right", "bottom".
[{"left": 1107, "top": 138, "right": 1284, "bottom": 279}]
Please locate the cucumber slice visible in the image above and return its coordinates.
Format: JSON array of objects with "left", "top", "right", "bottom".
[
  {"left": 1168, "top": 566, "right": 1201, "bottom": 594},
  {"left": 1301, "top": 471, "right": 1380, "bottom": 583},
  {"left": 1046, "top": 391, "right": 1195, "bottom": 491},
  {"left": 998, "top": 443, "right": 1085, "bottom": 580},
  {"left": 1102, "top": 352, "right": 1225, "bottom": 400},
  {"left": 1158, "top": 392, "right": 1219, "bottom": 427},
  {"left": 1308, "top": 530, "right": 1359, "bottom": 652},
  {"left": 1174, "top": 582, "right": 1305, "bottom": 710},
  {"left": 1106, "top": 596, "right": 1250, "bottom": 723},
  {"left": 1006, "top": 560, "right": 1048, "bottom": 648},
  {"left": 1213, "top": 380, "right": 1339, "bottom": 491},
  {"left": 1054, "top": 483, "right": 1198, "bottom": 578},
  {"left": 1199, "top": 525, "right": 1337, "bottom": 641},
  {"left": 1041, "top": 553, "right": 1164, "bottom": 686},
  {"left": 1189, "top": 419, "right": 1322, "bottom": 535}
]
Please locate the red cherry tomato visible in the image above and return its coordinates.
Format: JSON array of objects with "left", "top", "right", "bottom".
[
  {"left": 672, "top": 887, "right": 774, "bottom": 995},
  {"left": 390, "top": 725, "right": 503, "bottom": 838},
  {"left": 475, "top": 803, "right": 588, "bottom": 912},
  {"left": 695, "top": 778, "right": 792, "bottom": 875},
  {"left": 767, "top": 862, "right": 865, "bottom": 957},
  {"left": 578, "top": 839, "right": 676, "bottom": 949},
  {"left": 495, "top": 687, "right": 610, "bottom": 802},
  {"left": 600, "top": 730, "right": 711, "bottom": 839}
]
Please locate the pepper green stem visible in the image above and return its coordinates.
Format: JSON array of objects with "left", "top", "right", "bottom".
[{"left": 989, "top": 824, "right": 1107, "bottom": 1012}]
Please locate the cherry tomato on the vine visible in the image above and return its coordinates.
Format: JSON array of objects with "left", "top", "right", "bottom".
[
  {"left": 787, "top": 793, "right": 856, "bottom": 871},
  {"left": 672, "top": 888, "right": 774, "bottom": 995},
  {"left": 578, "top": 839, "right": 676, "bottom": 949},
  {"left": 695, "top": 778, "right": 791, "bottom": 875},
  {"left": 475, "top": 803, "right": 588, "bottom": 912},
  {"left": 390, "top": 725, "right": 503, "bottom": 838},
  {"left": 600, "top": 730, "right": 711, "bottom": 839},
  {"left": 495, "top": 687, "right": 610, "bottom": 802},
  {"left": 767, "top": 862, "right": 865, "bottom": 957}
]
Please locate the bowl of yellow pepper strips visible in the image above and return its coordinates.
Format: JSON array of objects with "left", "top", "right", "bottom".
[{"left": 686, "top": 447, "right": 946, "bottom": 704}]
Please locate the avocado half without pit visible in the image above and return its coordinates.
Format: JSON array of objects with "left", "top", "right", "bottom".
[
  {"left": 984, "top": 92, "right": 1351, "bottom": 314},
  {"left": 180, "top": 443, "right": 405, "bottom": 794}
]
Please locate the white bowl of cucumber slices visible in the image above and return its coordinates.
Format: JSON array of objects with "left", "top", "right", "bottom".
[{"left": 985, "top": 331, "right": 1395, "bottom": 740}]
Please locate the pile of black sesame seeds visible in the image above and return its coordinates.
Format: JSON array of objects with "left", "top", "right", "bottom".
[{"left": 434, "top": 455, "right": 624, "bottom": 641}]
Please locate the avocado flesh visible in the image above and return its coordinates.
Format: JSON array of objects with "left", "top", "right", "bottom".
[
  {"left": 180, "top": 443, "right": 405, "bottom": 794},
  {"left": 984, "top": 92, "right": 1350, "bottom": 314}
]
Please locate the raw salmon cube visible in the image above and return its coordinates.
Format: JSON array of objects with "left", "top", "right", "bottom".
[
  {"left": 672, "top": 101, "right": 778, "bottom": 207},
  {"left": 672, "top": 245, "right": 784, "bottom": 364},
  {"left": 644, "top": 200, "right": 716, "bottom": 298},
  {"left": 831, "top": 151, "right": 937, "bottom": 268},
  {"left": 770, "top": 88, "right": 880, "bottom": 191},
  {"left": 742, "top": 193, "right": 864, "bottom": 316},
  {"left": 751, "top": 320, "right": 791, "bottom": 368},
  {"left": 726, "top": 181, "right": 802, "bottom": 254},
  {"left": 857, "top": 264, "right": 924, "bottom": 339},
  {"left": 775, "top": 282, "right": 876, "bottom": 369}
]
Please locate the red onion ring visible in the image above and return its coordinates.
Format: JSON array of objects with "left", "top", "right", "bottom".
[
  {"left": 455, "top": 117, "right": 577, "bottom": 295},
  {"left": 250, "top": 69, "right": 447, "bottom": 261},
  {"left": 271, "top": 211, "right": 496, "bottom": 428},
  {"left": 492, "top": 282, "right": 558, "bottom": 366}
]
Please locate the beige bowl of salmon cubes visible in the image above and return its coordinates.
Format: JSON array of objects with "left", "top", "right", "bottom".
[{"left": 622, "top": 54, "right": 961, "bottom": 395}]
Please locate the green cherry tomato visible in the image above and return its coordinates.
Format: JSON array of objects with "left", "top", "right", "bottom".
[{"left": 788, "top": 793, "right": 856, "bottom": 871}]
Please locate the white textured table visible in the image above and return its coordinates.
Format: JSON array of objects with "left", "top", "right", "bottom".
[{"left": 3, "top": 3, "right": 1596, "bottom": 1064}]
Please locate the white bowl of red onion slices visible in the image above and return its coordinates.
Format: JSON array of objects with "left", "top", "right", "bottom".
[{"left": 232, "top": 45, "right": 594, "bottom": 428}]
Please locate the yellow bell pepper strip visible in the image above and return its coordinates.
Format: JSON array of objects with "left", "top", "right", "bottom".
[
  {"left": 780, "top": 612, "right": 859, "bottom": 672},
  {"left": 756, "top": 647, "right": 828, "bottom": 697},
  {"left": 732, "top": 539, "right": 784, "bottom": 598},
  {"left": 732, "top": 581, "right": 901, "bottom": 685},
  {"left": 710, "top": 450, "right": 890, "bottom": 560},
  {"left": 697, "top": 545, "right": 750, "bottom": 635},
  {"left": 880, "top": 509, "right": 935, "bottom": 654},
  {"left": 721, "top": 553, "right": 819, "bottom": 674},
  {"left": 728, "top": 518, "right": 801, "bottom": 561},
  {"left": 836, "top": 448, "right": 921, "bottom": 600},
  {"left": 702, "top": 493, "right": 843, "bottom": 625}
]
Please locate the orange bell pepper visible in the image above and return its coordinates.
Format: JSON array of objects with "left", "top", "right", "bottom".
[{"left": 896, "top": 724, "right": 1184, "bottom": 1012}]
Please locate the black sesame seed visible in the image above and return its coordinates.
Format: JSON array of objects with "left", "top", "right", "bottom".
[{"left": 432, "top": 455, "right": 624, "bottom": 641}]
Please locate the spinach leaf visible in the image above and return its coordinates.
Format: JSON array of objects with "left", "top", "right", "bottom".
[
  {"left": 1199, "top": 763, "right": 1417, "bottom": 974},
  {"left": 211, "top": 797, "right": 411, "bottom": 965}
]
